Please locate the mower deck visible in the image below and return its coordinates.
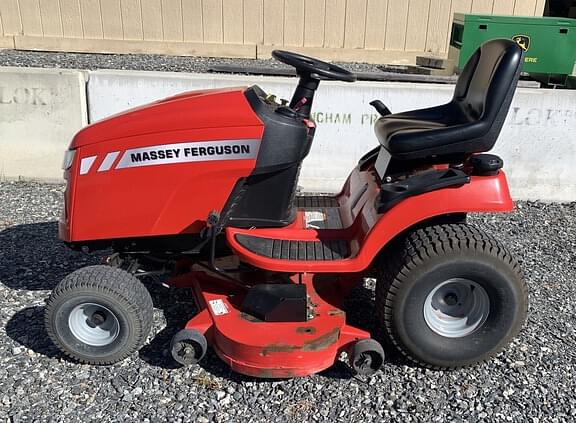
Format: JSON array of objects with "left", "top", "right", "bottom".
[{"left": 173, "top": 271, "right": 369, "bottom": 378}]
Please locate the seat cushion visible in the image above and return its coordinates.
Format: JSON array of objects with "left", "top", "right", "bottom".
[
  {"left": 374, "top": 39, "right": 523, "bottom": 161},
  {"left": 374, "top": 117, "right": 447, "bottom": 145},
  {"left": 374, "top": 110, "right": 487, "bottom": 159},
  {"left": 375, "top": 108, "right": 490, "bottom": 159}
]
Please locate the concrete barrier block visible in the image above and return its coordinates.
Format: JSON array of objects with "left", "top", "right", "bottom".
[
  {"left": 88, "top": 70, "right": 576, "bottom": 202},
  {"left": 0, "top": 67, "right": 87, "bottom": 181},
  {"left": 493, "top": 88, "right": 576, "bottom": 202}
]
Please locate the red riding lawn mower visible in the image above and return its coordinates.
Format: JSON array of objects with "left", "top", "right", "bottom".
[{"left": 46, "top": 39, "right": 528, "bottom": 378}]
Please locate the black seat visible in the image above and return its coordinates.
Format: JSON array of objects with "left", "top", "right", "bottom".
[{"left": 375, "top": 39, "right": 523, "bottom": 161}]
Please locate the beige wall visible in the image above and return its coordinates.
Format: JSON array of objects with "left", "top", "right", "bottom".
[{"left": 0, "top": 0, "right": 545, "bottom": 63}]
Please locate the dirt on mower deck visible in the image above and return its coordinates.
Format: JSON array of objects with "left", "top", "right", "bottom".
[{"left": 1, "top": 181, "right": 575, "bottom": 422}]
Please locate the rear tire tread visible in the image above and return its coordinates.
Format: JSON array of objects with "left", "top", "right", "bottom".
[{"left": 375, "top": 223, "right": 527, "bottom": 370}]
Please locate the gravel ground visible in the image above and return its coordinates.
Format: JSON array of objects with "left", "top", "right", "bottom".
[
  {"left": 1, "top": 181, "right": 575, "bottom": 422},
  {"left": 0, "top": 49, "right": 382, "bottom": 74}
]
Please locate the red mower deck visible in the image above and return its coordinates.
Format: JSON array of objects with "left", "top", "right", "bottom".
[{"left": 173, "top": 271, "right": 368, "bottom": 378}]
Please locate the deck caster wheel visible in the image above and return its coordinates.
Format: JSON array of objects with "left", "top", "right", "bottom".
[
  {"left": 349, "top": 339, "right": 385, "bottom": 375},
  {"left": 170, "top": 329, "right": 208, "bottom": 366},
  {"left": 45, "top": 265, "right": 153, "bottom": 365}
]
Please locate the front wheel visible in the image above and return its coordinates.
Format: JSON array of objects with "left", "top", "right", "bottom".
[
  {"left": 375, "top": 224, "right": 527, "bottom": 369},
  {"left": 45, "top": 265, "right": 153, "bottom": 365}
]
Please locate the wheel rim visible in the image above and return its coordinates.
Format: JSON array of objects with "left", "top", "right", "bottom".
[
  {"left": 68, "top": 303, "right": 120, "bottom": 346},
  {"left": 174, "top": 340, "right": 201, "bottom": 365},
  {"left": 423, "top": 278, "right": 490, "bottom": 338},
  {"left": 353, "top": 351, "right": 382, "bottom": 374}
]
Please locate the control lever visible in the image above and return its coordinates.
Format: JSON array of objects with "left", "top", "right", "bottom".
[
  {"left": 370, "top": 100, "right": 392, "bottom": 117},
  {"left": 293, "top": 97, "right": 308, "bottom": 111}
]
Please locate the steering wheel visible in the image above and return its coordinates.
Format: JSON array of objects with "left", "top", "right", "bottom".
[{"left": 272, "top": 50, "right": 356, "bottom": 83}]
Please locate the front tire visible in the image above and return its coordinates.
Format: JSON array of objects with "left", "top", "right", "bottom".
[
  {"left": 45, "top": 265, "right": 153, "bottom": 365},
  {"left": 376, "top": 224, "right": 527, "bottom": 369}
]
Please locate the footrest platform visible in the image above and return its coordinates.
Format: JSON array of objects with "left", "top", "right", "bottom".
[{"left": 235, "top": 234, "right": 350, "bottom": 261}]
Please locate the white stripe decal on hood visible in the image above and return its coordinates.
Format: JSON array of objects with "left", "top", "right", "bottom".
[
  {"left": 98, "top": 151, "right": 120, "bottom": 172},
  {"left": 79, "top": 156, "right": 97, "bottom": 175}
]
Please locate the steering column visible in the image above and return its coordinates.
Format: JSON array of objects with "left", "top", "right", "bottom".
[{"left": 271, "top": 50, "right": 356, "bottom": 119}]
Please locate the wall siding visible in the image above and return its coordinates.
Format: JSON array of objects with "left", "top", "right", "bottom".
[
  {"left": 426, "top": 0, "right": 452, "bottom": 54},
  {"left": 100, "top": 0, "right": 123, "bottom": 40},
  {"left": 0, "top": 0, "right": 546, "bottom": 62},
  {"left": 364, "top": 0, "right": 387, "bottom": 50},
  {"left": 0, "top": 0, "right": 22, "bottom": 35},
  {"left": 405, "top": 0, "right": 431, "bottom": 52},
  {"left": 19, "top": 0, "right": 43, "bottom": 36},
  {"left": 80, "top": 0, "right": 103, "bottom": 39}
]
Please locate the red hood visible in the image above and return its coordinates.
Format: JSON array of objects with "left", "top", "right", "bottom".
[{"left": 71, "top": 86, "right": 263, "bottom": 148}]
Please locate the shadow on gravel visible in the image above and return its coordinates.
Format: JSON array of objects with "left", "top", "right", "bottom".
[
  {"left": 138, "top": 282, "right": 278, "bottom": 383},
  {"left": 343, "top": 284, "right": 415, "bottom": 370},
  {"left": 2, "top": 223, "right": 405, "bottom": 377},
  {"left": 139, "top": 283, "right": 280, "bottom": 381},
  {"left": 139, "top": 282, "right": 199, "bottom": 370},
  {"left": 0, "top": 221, "right": 99, "bottom": 291},
  {"left": 5, "top": 305, "right": 62, "bottom": 359}
]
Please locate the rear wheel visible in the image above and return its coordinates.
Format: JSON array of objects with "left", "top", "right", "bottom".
[
  {"left": 375, "top": 223, "right": 527, "bottom": 369},
  {"left": 45, "top": 265, "right": 153, "bottom": 364}
]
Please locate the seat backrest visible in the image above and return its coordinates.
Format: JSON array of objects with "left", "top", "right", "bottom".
[{"left": 452, "top": 39, "right": 523, "bottom": 128}]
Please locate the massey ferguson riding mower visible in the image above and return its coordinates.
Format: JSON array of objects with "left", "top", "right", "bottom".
[{"left": 45, "top": 39, "right": 528, "bottom": 377}]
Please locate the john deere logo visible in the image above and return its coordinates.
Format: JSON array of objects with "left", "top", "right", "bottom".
[{"left": 512, "top": 35, "right": 530, "bottom": 52}]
